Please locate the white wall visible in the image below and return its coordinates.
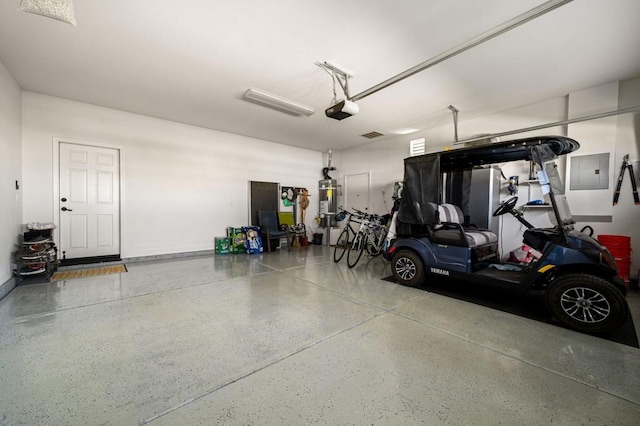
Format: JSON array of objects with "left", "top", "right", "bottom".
[
  {"left": 565, "top": 77, "right": 640, "bottom": 277},
  {"left": 22, "top": 92, "right": 323, "bottom": 258},
  {"left": 0, "top": 61, "right": 22, "bottom": 290},
  {"left": 566, "top": 81, "right": 619, "bottom": 216},
  {"left": 338, "top": 77, "right": 640, "bottom": 277},
  {"left": 16, "top": 77, "right": 640, "bottom": 274}
]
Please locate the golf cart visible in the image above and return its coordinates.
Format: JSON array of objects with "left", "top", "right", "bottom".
[{"left": 385, "top": 136, "right": 629, "bottom": 334}]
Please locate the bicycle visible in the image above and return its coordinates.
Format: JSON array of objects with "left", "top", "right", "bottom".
[
  {"left": 333, "top": 208, "right": 364, "bottom": 263},
  {"left": 346, "top": 212, "right": 389, "bottom": 268},
  {"left": 367, "top": 215, "right": 391, "bottom": 256}
]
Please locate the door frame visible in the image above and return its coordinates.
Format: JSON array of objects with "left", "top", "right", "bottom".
[
  {"left": 52, "top": 137, "right": 126, "bottom": 258},
  {"left": 343, "top": 171, "right": 371, "bottom": 213}
]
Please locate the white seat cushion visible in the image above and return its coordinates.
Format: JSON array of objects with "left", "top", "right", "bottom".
[
  {"left": 435, "top": 203, "right": 498, "bottom": 248},
  {"left": 464, "top": 229, "right": 498, "bottom": 246},
  {"left": 438, "top": 204, "right": 464, "bottom": 224}
]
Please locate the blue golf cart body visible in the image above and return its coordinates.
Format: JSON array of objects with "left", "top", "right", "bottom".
[{"left": 385, "top": 136, "right": 629, "bottom": 334}]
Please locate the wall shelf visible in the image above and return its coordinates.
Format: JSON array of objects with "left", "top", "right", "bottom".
[
  {"left": 521, "top": 204, "right": 551, "bottom": 209},
  {"left": 14, "top": 230, "right": 58, "bottom": 285}
]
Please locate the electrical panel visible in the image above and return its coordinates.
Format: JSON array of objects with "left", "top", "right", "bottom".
[{"left": 570, "top": 153, "right": 609, "bottom": 190}]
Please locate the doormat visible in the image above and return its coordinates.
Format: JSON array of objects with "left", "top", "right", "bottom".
[
  {"left": 382, "top": 275, "right": 639, "bottom": 348},
  {"left": 51, "top": 265, "right": 127, "bottom": 281}
]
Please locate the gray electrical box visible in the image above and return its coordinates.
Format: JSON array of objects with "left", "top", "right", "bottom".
[{"left": 570, "top": 153, "right": 609, "bottom": 190}]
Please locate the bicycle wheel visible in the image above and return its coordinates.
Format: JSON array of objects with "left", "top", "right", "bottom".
[
  {"left": 369, "top": 229, "right": 388, "bottom": 257},
  {"left": 367, "top": 233, "right": 380, "bottom": 256},
  {"left": 347, "top": 232, "right": 365, "bottom": 268},
  {"left": 333, "top": 229, "right": 351, "bottom": 263},
  {"left": 365, "top": 233, "right": 377, "bottom": 256}
]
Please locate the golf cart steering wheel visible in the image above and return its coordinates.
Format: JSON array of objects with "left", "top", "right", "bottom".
[{"left": 493, "top": 196, "right": 518, "bottom": 217}]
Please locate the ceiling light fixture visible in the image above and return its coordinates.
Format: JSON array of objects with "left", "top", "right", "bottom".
[
  {"left": 392, "top": 128, "right": 420, "bottom": 135},
  {"left": 244, "top": 88, "right": 314, "bottom": 117},
  {"left": 19, "top": 0, "right": 77, "bottom": 25}
]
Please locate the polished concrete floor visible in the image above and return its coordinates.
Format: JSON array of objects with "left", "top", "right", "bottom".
[{"left": 1, "top": 246, "right": 639, "bottom": 425}]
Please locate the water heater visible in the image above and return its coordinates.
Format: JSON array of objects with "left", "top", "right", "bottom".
[{"left": 318, "top": 179, "right": 338, "bottom": 228}]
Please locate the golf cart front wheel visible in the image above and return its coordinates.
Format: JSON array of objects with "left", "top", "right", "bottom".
[
  {"left": 391, "top": 250, "right": 424, "bottom": 287},
  {"left": 545, "top": 274, "right": 629, "bottom": 334}
]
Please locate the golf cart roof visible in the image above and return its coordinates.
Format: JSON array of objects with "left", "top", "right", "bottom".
[{"left": 407, "top": 136, "right": 579, "bottom": 171}]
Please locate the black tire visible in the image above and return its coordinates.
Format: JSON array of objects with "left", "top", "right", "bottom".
[
  {"left": 347, "top": 232, "right": 365, "bottom": 268},
  {"left": 333, "top": 229, "right": 350, "bottom": 263},
  {"left": 391, "top": 250, "right": 424, "bottom": 287},
  {"left": 545, "top": 273, "right": 629, "bottom": 334}
]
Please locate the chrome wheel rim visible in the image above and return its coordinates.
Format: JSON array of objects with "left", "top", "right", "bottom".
[
  {"left": 395, "top": 257, "right": 416, "bottom": 281},
  {"left": 559, "top": 287, "right": 610, "bottom": 323}
]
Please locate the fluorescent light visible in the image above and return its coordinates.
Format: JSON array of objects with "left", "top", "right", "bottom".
[
  {"left": 244, "top": 88, "right": 314, "bottom": 117},
  {"left": 19, "top": 0, "right": 77, "bottom": 25},
  {"left": 392, "top": 128, "right": 420, "bottom": 135}
]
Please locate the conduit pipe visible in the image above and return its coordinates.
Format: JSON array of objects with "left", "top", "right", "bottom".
[
  {"left": 448, "top": 105, "right": 459, "bottom": 143},
  {"left": 453, "top": 105, "right": 640, "bottom": 145}
]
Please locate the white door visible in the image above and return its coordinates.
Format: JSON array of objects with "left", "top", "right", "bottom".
[
  {"left": 59, "top": 143, "right": 120, "bottom": 259},
  {"left": 345, "top": 172, "right": 370, "bottom": 214}
]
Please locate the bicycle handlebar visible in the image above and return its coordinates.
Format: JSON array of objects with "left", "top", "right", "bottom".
[{"left": 337, "top": 206, "right": 386, "bottom": 223}]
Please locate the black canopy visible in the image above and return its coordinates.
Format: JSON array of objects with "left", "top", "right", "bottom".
[
  {"left": 437, "top": 136, "right": 579, "bottom": 171},
  {"left": 398, "top": 136, "right": 579, "bottom": 225}
]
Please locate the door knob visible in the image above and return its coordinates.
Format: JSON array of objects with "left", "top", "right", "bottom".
[
  {"left": 61, "top": 207, "right": 73, "bottom": 211},
  {"left": 61, "top": 197, "right": 67, "bottom": 202}
]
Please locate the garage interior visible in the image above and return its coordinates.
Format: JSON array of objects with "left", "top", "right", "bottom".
[{"left": 1, "top": 1, "right": 640, "bottom": 424}]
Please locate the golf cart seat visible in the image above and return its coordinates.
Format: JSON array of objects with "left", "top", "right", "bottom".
[{"left": 432, "top": 204, "right": 498, "bottom": 248}]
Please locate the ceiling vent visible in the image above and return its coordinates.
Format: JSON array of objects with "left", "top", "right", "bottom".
[
  {"left": 361, "top": 131, "right": 384, "bottom": 139},
  {"left": 409, "top": 138, "right": 426, "bottom": 156}
]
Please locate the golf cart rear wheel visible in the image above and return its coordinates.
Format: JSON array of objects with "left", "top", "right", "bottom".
[
  {"left": 391, "top": 250, "right": 424, "bottom": 287},
  {"left": 546, "top": 273, "right": 629, "bottom": 334}
]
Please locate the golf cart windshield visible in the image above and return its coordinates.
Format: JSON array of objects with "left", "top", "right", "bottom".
[{"left": 531, "top": 144, "right": 575, "bottom": 229}]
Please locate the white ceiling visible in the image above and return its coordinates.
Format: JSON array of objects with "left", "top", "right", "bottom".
[{"left": 1, "top": 0, "right": 639, "bottom": 152}]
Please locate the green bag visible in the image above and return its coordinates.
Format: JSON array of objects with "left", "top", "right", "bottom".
[{"left": 215, "top": 237, "right": 230, "bottom": 254}]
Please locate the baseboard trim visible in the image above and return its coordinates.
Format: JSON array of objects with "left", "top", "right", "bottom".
[
  {"left": 572, "top": 215, "right": 613, "bottom": 223},
  {"left": 0, "top": 275, "right": 16, "bottom": 301},
  {"left": 124, "top": 250, "right": 216, "bottom": 264}
]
